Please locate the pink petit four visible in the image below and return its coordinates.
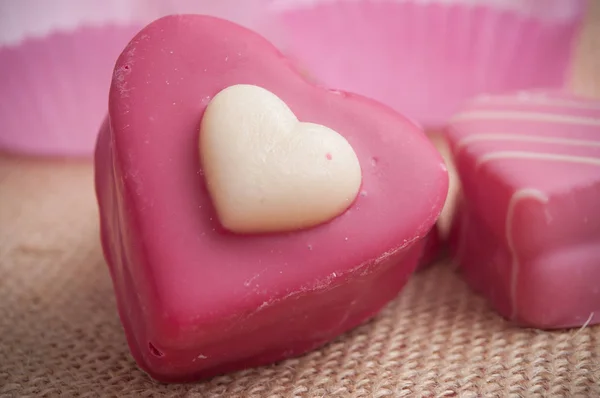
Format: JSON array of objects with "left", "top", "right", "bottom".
[
  {"left": 447, "top": 90, "right": 600, "bottom": 329},
  {"left": 94, "top": 15, "right": 448, "bottom": 381}
]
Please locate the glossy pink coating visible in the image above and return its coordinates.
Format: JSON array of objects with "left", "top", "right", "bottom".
[
  {"left": 94, "top": 15, "right": 448, "bottom": 382},
  {"left": 446, "top": 90, "right": 600, "bottom": 329}
]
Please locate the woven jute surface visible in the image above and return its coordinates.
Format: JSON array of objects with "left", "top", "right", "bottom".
[{"left": 1, "top": 6, "right": 600, "bottom": 398}]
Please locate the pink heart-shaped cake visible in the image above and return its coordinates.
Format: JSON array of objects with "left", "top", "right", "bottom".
[{"left": 94, "top": 14, "right": 448, "bottom": 382}]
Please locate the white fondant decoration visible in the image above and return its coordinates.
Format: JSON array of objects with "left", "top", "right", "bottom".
[{"left": 200, "top": 84, "right": 362, "bottom": 234}]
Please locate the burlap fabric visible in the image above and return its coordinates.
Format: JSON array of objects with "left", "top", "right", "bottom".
[{"left": 1, "top": 6, "right": 599, "bottom": 397}]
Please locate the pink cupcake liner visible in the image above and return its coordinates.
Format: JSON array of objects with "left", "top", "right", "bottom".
[
  {"left": 0, "top": 0, "right": 271, "bottom": 158},
  {"left": 266, "top": 0, "right": 589, "bottom": 129},
  {"left": 0, "top": 24, "right": 143, "bottom": 157}
]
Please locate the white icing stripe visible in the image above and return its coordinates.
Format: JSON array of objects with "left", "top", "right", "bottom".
[
  {"left": 476, "top": 151, "right": 600, "bottom": 168},
  {"left": 471, "top": 94, "right": 600, "bottom": 111},
  {"left": 505, "top": 189, "right": 549, "bottom": 320},
  {"left": 456, "top": 134, "right": 600, "bottom": 152},
  {"left": 451, "top": 111, "right": 600, "bottom": 126}
]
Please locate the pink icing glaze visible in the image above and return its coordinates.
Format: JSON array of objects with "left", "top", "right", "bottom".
[
  {"left": 94, "top": 15, "right": 448, "bottom": 382},
  {"left": 446, "top": 90, "right": 600, "bottom": 329}
]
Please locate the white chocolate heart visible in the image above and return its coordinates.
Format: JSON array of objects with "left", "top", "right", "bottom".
[{"left": 199, "top": 84, "right": 362, "bottom": 234}]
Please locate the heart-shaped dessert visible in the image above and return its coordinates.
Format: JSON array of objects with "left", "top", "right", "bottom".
[
  {"left": 200, "top": 84, "right": 362, "bottom": 234},
  {"left": 95, "top": 15, "right": 448, "bottom": 382},
  {"left": 445, "top": 90, "right": 600, "bottom": 329}
]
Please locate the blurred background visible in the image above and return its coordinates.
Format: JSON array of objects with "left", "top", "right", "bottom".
[
  {"left": 1, "top": 1, "right": 599, "bottom": 396},
  {"left": 0, "top": 0, "right": 597, "bottom": 158}
]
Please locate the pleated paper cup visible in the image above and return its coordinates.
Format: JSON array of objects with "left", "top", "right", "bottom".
[
  {"left": 0, "top": 0, "right": 270, "bottom": 157},
  {"left": 267, "top": 0, "right": 589, "bottom": 129}
]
